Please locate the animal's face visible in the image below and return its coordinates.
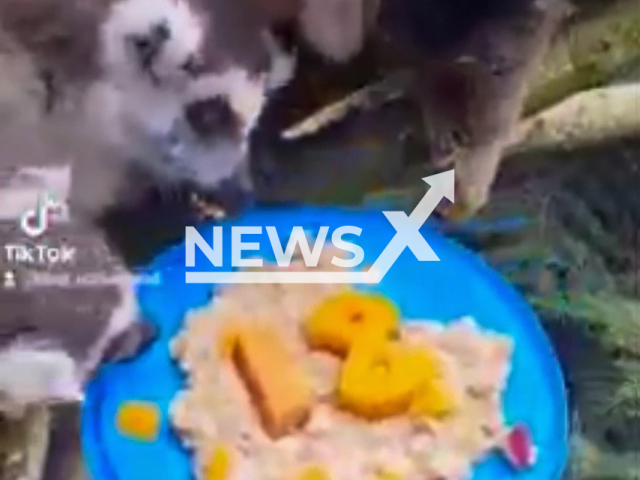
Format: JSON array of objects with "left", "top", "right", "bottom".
[
  {"left": 158, "top": 68, "right": 269, "bottom": 187},
  {"left": 100, "top": 0, "right": 205, "bottom": 91},
  {"left": 98, "top": 0, "right": 292, "bottom": 190}
]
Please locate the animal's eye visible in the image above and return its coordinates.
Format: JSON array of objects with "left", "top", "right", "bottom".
[
  {"left": 132, "top": 37, "right": 152, "bottom": 53},
  {"left": 181, "top": 55, "right": 205, "bottom": 77},
  {"left": 153, "top": 22, "right": 171, "bottom": 42}
]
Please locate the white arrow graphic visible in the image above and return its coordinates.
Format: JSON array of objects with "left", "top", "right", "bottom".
[
  {"left": 185, "top": 170, "right": 454, "bottom": 284},
  {"left": 363, "top": 169, "right": 454, "bottom": 283}
]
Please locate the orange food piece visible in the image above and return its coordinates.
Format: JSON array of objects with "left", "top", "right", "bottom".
[
  {"left": 405, "top": 347, "right": 458, "bottom": 419},
  {"left": 410, "top": 377, "right": 459, "bottom": 419},
  {"left": 304, "top": 291, "right": 400, "bottom": 356},
  {"left": 337, "top": 336, "right": 422, "bottom": 419},
  {"left": 231, "top": 324, "right": 312, "bottom": 438},
  {"left": 116, "top": 401, "right": 161, "bottom": 442},
  {"left": 338, "top": 335, "right": 452, "bottom": 420},
  {"left": 204, "top": 445, "right": 233, "bottom": 480}
]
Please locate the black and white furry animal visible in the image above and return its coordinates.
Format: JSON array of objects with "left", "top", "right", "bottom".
[
  {"left": 0, "top": 0, "right": 294, "bottom": 218},
  {"left": 0, "top": 0, "right": 293, "bottom": 413}
]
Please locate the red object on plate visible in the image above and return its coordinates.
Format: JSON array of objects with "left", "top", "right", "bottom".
[{"left": 502, "top": 424, "right": 538, "bottom": 470}]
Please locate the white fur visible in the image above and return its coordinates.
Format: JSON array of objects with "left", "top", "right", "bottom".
[
  {"left": 101, "top": 0, "right": 204, "bottom": 92},
  {"left": 84, "top": 77, "right": 182, "bottom": 145},
  {"left": 0, "top": 345, "right": 82, "bottom": 415},
  {"left": 97, "top": 0, "right": 207, "bottom": 142},
  {"left": 264, "top": 32, "right": 297, "bottom": 91}
]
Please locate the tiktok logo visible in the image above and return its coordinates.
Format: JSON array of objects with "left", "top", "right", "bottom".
[
  {"left": 19, "top": 193, "right": 67, "bottom": 238},
  {"left": 3, "top": 192, "right": 75, "bottom": 267}
]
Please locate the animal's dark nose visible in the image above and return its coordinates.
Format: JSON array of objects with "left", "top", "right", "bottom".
[{"left": 184, "top": 97, "right": 238, "bottom": 139}]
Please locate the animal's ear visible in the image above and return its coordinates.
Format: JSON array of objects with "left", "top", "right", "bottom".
[{"left": 250, "top": 0, "right": 301, "bottom": 23}]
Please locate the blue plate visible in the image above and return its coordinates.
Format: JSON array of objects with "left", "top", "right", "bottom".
[{"left": 82, "top": 206, "right": 569, "bottom": 480}]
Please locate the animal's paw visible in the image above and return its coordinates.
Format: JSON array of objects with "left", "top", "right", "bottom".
[
  {"left": 191, "top": 193, "right": 227, "bottom": 220},
  {"left": 80, "top": 274, "right": 156, "bottom": 377},
  {"left": 0, "top": 346, "right": 83, "bottom": 414},
  {"left": 427, "top": 128, "right": 462, "bottom": 170},
  {"left": 436, "top": 182, "right": 488, "bottom": 222}
]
